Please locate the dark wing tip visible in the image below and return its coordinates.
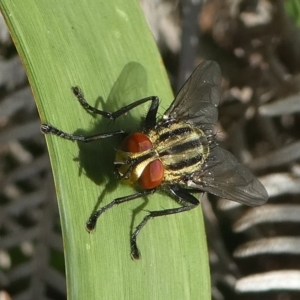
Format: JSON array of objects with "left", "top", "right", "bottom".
[
  {"left": 163, "top": 60, "right": 222, "bottom": 125},
  {"left": 250, "top": 177, "right": 268, "bottom": 205},
  {"left": 191, "top": 147, "right": 268, "bottom": 207},
  {"left": 199, "top": 60, "right": 222, "bottom": 85}
]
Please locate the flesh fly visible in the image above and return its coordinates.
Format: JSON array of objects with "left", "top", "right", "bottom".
[{"left": 41, "top": 61, "right": 268, "bottom": 259}]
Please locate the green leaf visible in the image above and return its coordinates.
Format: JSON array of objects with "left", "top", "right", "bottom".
[
  {"left": 285, "top": 0, "right": 300, "bottom": 27},
  {"left": 0, "top": 1, "right": 210, "bottom": 299}
]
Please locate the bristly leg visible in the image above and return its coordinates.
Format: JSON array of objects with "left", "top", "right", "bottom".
[
  {"left": 41, "top": 86, "right": 160, "bottom": 140},
  {"left": 41, "top": 124, "right": 127, "bottom": 142},
  {"left": 72, "top": 86, "right": 159, "bottom": 128},
  {"left": 86, "top": 189, "right": 157, "bottom": 232},
  {"left": 130, "top": 186, "right": 200, "bottom": 259}
]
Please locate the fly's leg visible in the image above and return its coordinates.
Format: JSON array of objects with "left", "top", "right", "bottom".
[
  {"left": 86, "top": 189, "right": 156, "bottom": 232},
  {"left": 41, "top": 124, "right": 126, "bottom": 142},
  {"left": 130, "top": 186, "right": 200, "bottom": 260},
  {"left": 41, "top": 87, "right": 160, "bottom": 139},
  {"left": 72, "top": 86, "right": 159, "bottom": 128}
]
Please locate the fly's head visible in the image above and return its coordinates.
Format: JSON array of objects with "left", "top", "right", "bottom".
[{"left": 114, "top": 132, "right": 164, "bottom": 190}]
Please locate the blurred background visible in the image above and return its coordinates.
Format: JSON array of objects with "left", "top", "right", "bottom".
[{"left": 1, "top": 0, "right": 300, "bottom": 299}]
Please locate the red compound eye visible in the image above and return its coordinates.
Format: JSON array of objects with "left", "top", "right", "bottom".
[
  {"left": 120, "top": 133, "right": 164, "bottom": 189},
  {"left": 138, "top": 159, "right": 164, "bottom": 189},
  {"left": 121, "top": 132, "right": 153, "bottom": 152}
]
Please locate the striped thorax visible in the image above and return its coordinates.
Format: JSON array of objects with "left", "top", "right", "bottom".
[{"left": 115, "top": 120, "right": 210, "bottom": 188}]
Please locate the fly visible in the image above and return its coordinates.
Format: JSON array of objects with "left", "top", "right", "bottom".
[{"left": 41, "top": 61, "right": 268, "bottom": 259}]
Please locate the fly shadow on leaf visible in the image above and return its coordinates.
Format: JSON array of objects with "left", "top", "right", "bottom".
[{"left": 71, "top": 62, "right": 150, "bottom": 211}]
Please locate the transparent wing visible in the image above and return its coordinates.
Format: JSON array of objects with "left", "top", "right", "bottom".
[
  {"left": 164, "top": 61, "right": 221, "bottom": 129},
  {"left": 189, "top": 146, "right": 268, "bottom": 206}
]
